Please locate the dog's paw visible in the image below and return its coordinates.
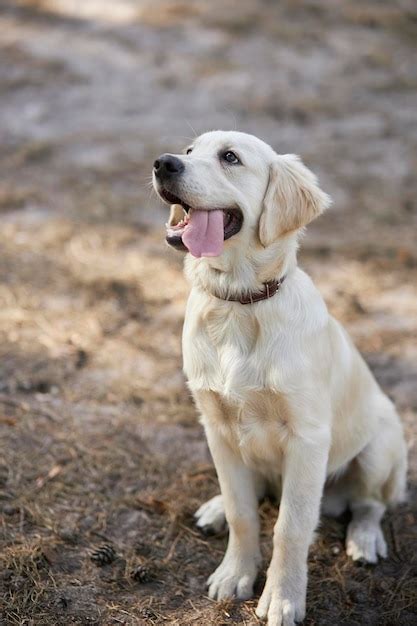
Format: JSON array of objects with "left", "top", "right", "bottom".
[
  {"left": 346, "top": 521, "right": 387, "bottom": 564},
  {"left": 256, "top": 575, "right": 306, "bottom": 626},
  {"left": 207, "top": 553, "right": 259, "bottom": 601},
  {"left": 194, "top": 494, "right": 226, "bottom": 535}
]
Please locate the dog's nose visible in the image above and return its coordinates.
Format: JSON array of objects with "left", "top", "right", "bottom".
[{"left": 153, "top": 154, "right": 185, "bottom": 179}]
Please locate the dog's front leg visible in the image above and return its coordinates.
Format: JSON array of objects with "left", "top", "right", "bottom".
[
  {"left": 204, "top": 422, "right": 261, "bottom": 601},
  {"left": 256, "top": 431, "right": 330, "bottom": 626}
]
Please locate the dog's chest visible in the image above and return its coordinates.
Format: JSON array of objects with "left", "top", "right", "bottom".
[
  {"left": 194, "top": 388, "right": 286, "bottom": 476},
  {"left": 183, "top": 302, "right": 271, "bottom": 398},
  {"left": 184, "top": 304, "right": 293, "bottom": 474}
]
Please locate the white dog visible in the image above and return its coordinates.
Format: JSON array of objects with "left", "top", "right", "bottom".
[{"left": 152, "top": 131, "right": 407, "bottom": 626}]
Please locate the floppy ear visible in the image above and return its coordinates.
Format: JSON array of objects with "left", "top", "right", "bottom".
[{"left": 259, "top": 154, "right": 331, "bottom": 246}]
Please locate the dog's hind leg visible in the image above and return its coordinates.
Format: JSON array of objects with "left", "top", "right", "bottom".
[
  {"left": 346, "top": 499, "right": 388, "bottom": 563},
  {"left": 346, "top": 405, "right": 407, "bottom": 564},
  {"left": 195, "top": 473, "right": 267, "bottom": 535},
  {"left": 195, "top": 494, "right": 226, "bottom": 534}
]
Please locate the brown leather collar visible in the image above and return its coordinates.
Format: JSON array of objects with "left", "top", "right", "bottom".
[{"left": 213, "top": 276, "right": 286, "bottom": 305}]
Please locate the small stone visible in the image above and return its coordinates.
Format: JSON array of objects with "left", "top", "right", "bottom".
[
  {"left": 59, "top": 527, "right": 78, "bottom": 542},
  {"left": 2, "top": 503, "right": 18, "bottom": 515},
  {"left": 1, "top": 569, "right": 13, "bottom": 581},
  {"left": 349, "top": 588, "right": 367, "bottom": 604},
  {"left": 135, "top": 539, "right": 152, "bottom": 557},
  {"left": 58, "top": 596, "right": 70, "bottom": 609}
]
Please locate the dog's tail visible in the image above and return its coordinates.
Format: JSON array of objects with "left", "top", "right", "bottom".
[{"left": 384, "top": 440, "right": 408, "bottom": 505}]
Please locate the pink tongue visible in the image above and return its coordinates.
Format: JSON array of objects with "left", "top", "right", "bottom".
[{"left": 182, "top": 209, "right": 224, "bottom": 258}]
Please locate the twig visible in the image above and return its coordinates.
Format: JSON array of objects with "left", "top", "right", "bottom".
[
  {"left": 387, "top": 567, "right": 412, "bottom": 607},
  {"left": 389, "top": 518, "right": 401, "bottom": 560},
  {"left": 0, "top": 393, "right": 30, "bottom": 412},
  {"left": 163, "top": 530, "right": 183, "bottom": 563},
  {"left": 0, "top": 393, "right": 59, "bottom": 422}
]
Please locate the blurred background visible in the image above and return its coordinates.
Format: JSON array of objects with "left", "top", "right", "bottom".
[{"left": 0, "top": 1, "right": 416, "bottom": 624}]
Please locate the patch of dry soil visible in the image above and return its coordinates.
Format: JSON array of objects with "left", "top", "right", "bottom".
[{"left": 0, "top": 1, "right": 416, "bottom": 624}]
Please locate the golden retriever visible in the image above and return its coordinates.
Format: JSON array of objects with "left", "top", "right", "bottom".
[{"left": 152, "top": 131, "right": 407, "bottom": 626}]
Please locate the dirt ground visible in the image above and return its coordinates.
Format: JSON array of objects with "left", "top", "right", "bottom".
[{"left": 0, "top": 1, "right": 416, "bottom": 624}]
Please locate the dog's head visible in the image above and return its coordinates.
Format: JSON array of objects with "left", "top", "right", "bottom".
[{"left": 152, "top": 130, "right": 331, "bottom": 259}]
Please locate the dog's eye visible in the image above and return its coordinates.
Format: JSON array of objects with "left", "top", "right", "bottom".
[
  {"left": 222, "top": 151, "right": 240, "bottom": 165},
  {"left": 186, "top": 147, "right": 193, "bottom": 155}
]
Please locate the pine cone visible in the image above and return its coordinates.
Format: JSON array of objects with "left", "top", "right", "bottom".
[
  {"left": 90, "top": 544, "right": 116, "bottom": 566},
  {"left": 132, "top": 564, "right": 153, "bottom": 583}
]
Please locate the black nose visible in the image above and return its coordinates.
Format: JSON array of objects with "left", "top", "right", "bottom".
[{"left": 153, "top": 154, "right": 185, "bottom": 179}]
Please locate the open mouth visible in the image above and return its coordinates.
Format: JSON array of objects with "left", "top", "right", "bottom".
[{"left": 160, "top": 189, "right": 243, "bottom": 258}]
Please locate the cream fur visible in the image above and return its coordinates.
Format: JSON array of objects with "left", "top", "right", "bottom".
[{"left": 154, "top": 130, "right": 407, "bottom": 626}]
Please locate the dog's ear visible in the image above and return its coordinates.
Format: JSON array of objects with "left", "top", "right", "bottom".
[{"left": 259, "top": 155, "right": 331, "bottom": 246}]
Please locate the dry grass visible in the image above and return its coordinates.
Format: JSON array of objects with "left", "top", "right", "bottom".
[{"left": 0, "top": 0, "right": 416, "bottom": 624}]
